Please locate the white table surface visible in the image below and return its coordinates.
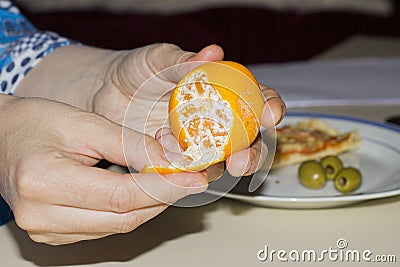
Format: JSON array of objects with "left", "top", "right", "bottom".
[{"left": 1, "top": 35, "right": 399, "bottom": 266}]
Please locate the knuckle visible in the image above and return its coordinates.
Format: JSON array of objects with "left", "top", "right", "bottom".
[
  {"left": 163, "top": 184, "right": 180, "bottom": 203},
  {"left": 13, "top": 204, "right": 36, "bottom": 231},
  {"left": 27, "top": 232, "right": 49, "bottom": 244},
  {"left": 262, "top": 87, "right": 279, "bottom": 98},
  {"left": 244, "top": 148, "right": 258, "bottom": 175},
  {"left": 13, "top": 202, "right": 49, "bottom": 233},
  {"left": 13, "top": 212, "right": 28, "bottom": 231},
  {"left": 157, "top": 179, "right": 185, "bottom": 204},
  {"left": 149, "top": 43, "right": 179, "bottom": 57},
  {"left": 115, "top": 213, "right": 143, "bottom": 234},
  {"left": 143, "top": 134, "right": 159, "bottom": 150},
  {"left": 15, "top": 165, "right": 36, "bottom": 200},
  {"left": 28, "top": 233, "right": 62, "bottom": 246},
  {"left": 146, "top": 43, "right": 186, "bottom": 73},
  {"left": 14, "top": 157, "right": 49, "bottom": 202},
  {"left": 142, "top": 135, "right": 166, "bottom": 163},
  {"left": 109, "top": 184, "right": 136, "bottom": 213}
]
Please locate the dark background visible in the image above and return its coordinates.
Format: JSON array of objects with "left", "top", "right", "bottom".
[{"left": 20, "top": 2, "right": 400, "bottom": 64}]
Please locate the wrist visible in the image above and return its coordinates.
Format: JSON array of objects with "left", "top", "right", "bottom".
[
  {"left": 0, "top": 94, "right": 17, "bottom": 108},
  {"left": 13, "top": 45, "right": 124, "bottom": 111}
]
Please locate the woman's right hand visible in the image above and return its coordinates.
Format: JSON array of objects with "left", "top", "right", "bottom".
[{"left": 0, "top": 96, "right": 208, "bottom": 245}]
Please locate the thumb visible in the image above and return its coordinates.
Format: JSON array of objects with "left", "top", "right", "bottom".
[
  {"left": 82, "top": 115, "right": 171, "bottom": 171},
  {"left": 154, "top": 43, "right": 225, "bottom": 83},
  {"left": 187, "top": 44, "right": 225, "bottom": 63}
]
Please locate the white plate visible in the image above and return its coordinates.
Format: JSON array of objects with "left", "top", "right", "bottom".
[{"left": 207, "top": 113, "right": 400, "bottom": 209}]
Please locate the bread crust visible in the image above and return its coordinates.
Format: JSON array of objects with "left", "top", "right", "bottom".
[{"left": 272, "top": 119, "right": 360, "bottom": 168}]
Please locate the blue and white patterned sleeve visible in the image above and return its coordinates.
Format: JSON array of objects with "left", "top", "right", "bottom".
[
  {"left": 0, "top": 0, "right": 79, "bottom": 227},
  {"left": 0, "top": 0, "right": 79, "bottom": 95}
]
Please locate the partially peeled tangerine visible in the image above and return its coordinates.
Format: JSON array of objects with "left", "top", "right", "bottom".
[{"left": 141, "top": 61, "right": 264, "bottom": 174}]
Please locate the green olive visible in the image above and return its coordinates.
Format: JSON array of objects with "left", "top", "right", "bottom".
[
  {"left": 334, "top": 167, "right": 362, "bottom": 193},
  {"left": 321, "top": 155, "right": 343, "bottom": 180},
  {"left": 298, "top": 161, "right": 327, "bottom": 189}
]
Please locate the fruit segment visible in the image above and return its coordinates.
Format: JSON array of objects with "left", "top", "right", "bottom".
[{"left": 172, "top": 71, "right": 233, "bottom": 170}]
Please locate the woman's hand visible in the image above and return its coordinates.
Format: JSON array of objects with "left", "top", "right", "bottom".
[
  {"left": 14, "top": 43, "right": 286, "bottom": 177},
  {"left": 94, "top": 43, "right": 286, "bottom": 176},
  {"left": 0, "top": 95, "right": 208, "bottom": 245}
]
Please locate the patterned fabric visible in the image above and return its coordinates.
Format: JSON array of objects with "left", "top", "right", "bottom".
[
  {"left": 0, "top": 0, "right": 77, "bottom": 226},
  {"left": 0, "top": 196, "right": 12, "bottom": 226},
  {"left": 0, "top": 0, "right": 78, "bottom": 95}
]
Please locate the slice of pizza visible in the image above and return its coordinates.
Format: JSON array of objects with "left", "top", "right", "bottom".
[{"left": 271, "top": 119, "right": 361, "bottom": 169}]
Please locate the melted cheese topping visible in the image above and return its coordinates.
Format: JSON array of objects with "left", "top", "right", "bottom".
[{"left": 276, "top": 125, "right": 348, "bottom": 155}]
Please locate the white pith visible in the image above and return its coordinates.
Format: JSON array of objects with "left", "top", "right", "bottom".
[{"left": 175, "top": 71, "right": 233, "bottom": 168}]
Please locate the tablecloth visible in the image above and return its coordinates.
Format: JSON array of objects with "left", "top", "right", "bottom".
[{"left": 248, "top": 57, "right": 400, "bottom": 108}]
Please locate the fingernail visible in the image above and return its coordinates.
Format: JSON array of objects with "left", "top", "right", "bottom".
[
  {"left": 276, "top": 100, "right": 286, "bottom": 125},
  {"left": 266, "top": 97, "right": 285, "bottom": 126},
  {"left": 190, "top": 181, "right": 206, "bottom": 187},
  {"left": 244, "top": 160, "right": 252, "bottom": 176}
]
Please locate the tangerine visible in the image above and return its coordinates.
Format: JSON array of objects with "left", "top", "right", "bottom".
[{"left": 141, "top": 61, "right": 264, "bottom": 174}]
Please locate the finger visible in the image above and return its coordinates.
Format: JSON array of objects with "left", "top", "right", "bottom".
[
  {"left": 155, "top": 128, "right": 227, "bottom": 181},
  {"left": 205, "top": 162, "right": 225, "bottom": 182},
  {"left": 259, "top": 84, "right": 286, "bottom": 127},
  {"left": 123, "top": 129, "right": 172, "bottom": 171},
  {"left": 24, "top": 203, "right": 169, "bottom": 235},
  {"left": 28, "top": 162, "right": 208, "bottom": 212},
  {"left": 187, "top": 44, "right": 224, "bottom": 63},
  {"left": 244, "top": 138, "right": 268, "bottom": 175},
  {"left": 155, "top": 127, "right": 192, "bottom": 167},
  {"left": 28, "top": 231, "right": 113, "bottom": 245},
  {"left": 225, "top": 138, "right": 267, "bottom": 177},
  {"left": 155, "top": 127, "right": 181, "bottom": 153},
  {"left": 79, "top": 115, "right": 171, "bottom": 172}
]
